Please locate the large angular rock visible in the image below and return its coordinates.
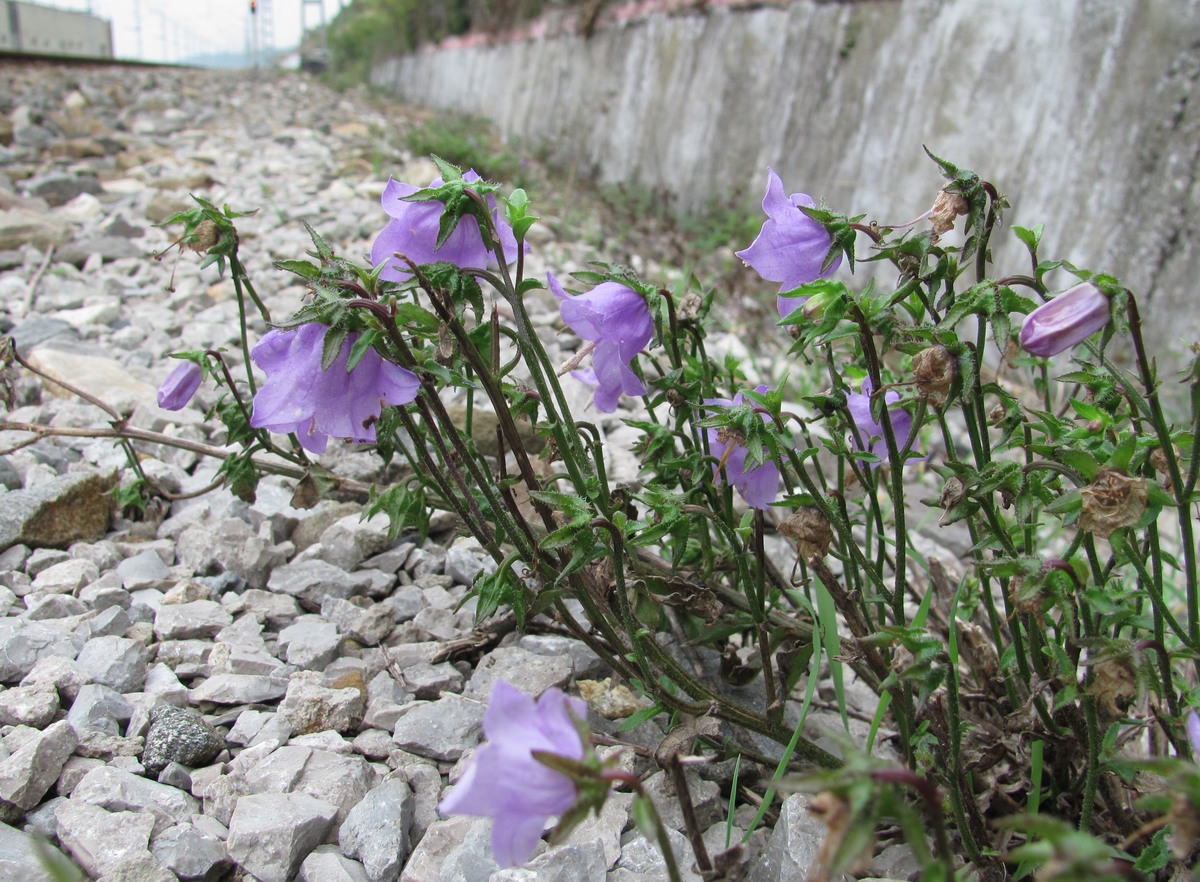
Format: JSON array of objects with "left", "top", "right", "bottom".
[
  {"left": 74, "top": 635, "right": 148, "bottom": 693},
  {"left": 0, "top": 819, "right": 79, "bottom": 882},
  {"left": 390, "top": 694, "right": 484, "bottom": 762},
  {"left": 70, "top": 765, "right": 199, "bottom": 836},
  {"left": 150, "top": 822, "right": 232, "bottom": 882},
  {"left": 318, "top": 513, "right": 395, "bottom": 571},
  {"left": 176, "top": 518, "right": 289, "bottom": 590},
  {"left": 744, "top": 793, "right": 825, "bottom": 882},
  {"left": 462, "top": 645, "right": 572, "bottom": 701},
  {"left": 0, "top": 720, "right": 78, "bottom": 819},
  {"left": 0, "top": 620, "right": 81, "bottom": 684},
  {"left": 153, "top": 600, "right": 233, "bottom": 640},
  {"left": 266, "top": 558, "right": 377, "bottom": 607},
  {"left": 0, "top": 209, "right": 71, "bottom": 251},
  {"left": 299, "top": 846, "right": 372, "bottom": 882},
  {"left": 399, "top": 816, "right": 497, "bottom": 882},
  {"left": 0, "top": 684, "right": 59, "bottom": 727},
  {"left": 0, "top": 469, "right": 116, "bottom": 552},
  {"left": 225, "top": 792, "right": 339, "bottom": 882},
  {"left": 67, "top": 683, "right": 132, "bottom": 735},
  {"left": 189, "top": 673, "right": 288, "bottom": 705},
  {"left": 26, "top": 347, "right": 157, "bottom": 413},
  {"left": 241, "top": 745, "right": 378, "bottom": 826},
  {"left": 277, "top": 672, "right": 366, "bottom": 736},
  {"left": 339, "top": 778, "right": 414, "bottom": 882},
  {"left": 54, "top": 800, "right": 155, "bottom": 878}
]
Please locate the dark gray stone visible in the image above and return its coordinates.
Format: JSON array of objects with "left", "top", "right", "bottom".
[{"left": 141, "top": 705, "right": 224, "bottom": 774}]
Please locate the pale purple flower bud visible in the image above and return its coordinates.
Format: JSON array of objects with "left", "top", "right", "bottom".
[
  {"left": 1187, "top": 710, "right": 1200, "bottom": 760},
  {"left": 438, "top": 680, "right": 588, "bottom": 867},
  {"left": 704, "top": 386, "right": 782, "bottom": 509},
  {"left": 846, "top": 379, "right": 919, "bottom": 468},
  {"left": 735, "top": 167, "right": 842, "bottom": 317},
  {"left": 157, "top": 361, "right": 202, "bottom": 411},
  {"left": 249, "top": 323, "right": 419, "bottom": 454},
  {"left": 549, "top": 273, "right": 654, "bottom": 413},
  {"left": 1019, "top": 282, "right": 1111, "bottom": 356},
  {"left": 371, "top": 170, "right": 523, "bottom": 282}
]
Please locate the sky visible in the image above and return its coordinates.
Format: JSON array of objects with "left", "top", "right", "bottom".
[{"left": 36, "top": 0, "right": 346, "bottom": 63}]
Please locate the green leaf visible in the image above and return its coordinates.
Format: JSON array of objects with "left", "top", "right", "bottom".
[
  {"left": 1013, "top": 224, "right": 1043, "bottom": 253},
  {"left": 393, "top": 302, "right": 442, "bottom": 335},
  {"left": 321, "top": 325, "right": 348, "bottom": 372},
  {"left": 274, "top": 259, "right": 322, "bottom": 281},
  {"left": 430, "top": 154, "right": 464, "bottom": 183},
  {"left": 346, "top": 329, "right": 379, "bottom": 372},
  {"left": 302, "top": 220, "right": 335, "bottom": 262}
]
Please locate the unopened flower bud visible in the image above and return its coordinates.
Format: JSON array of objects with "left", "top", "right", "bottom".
[
  {"left": 1019, "top": 282, "right": 1111, "bottom": 357},
  {"left": 157, "top": 361, "right": 202, "bottom": 411},
  {"left": 929, "top": 188, "right": 968, "bottom": 236},
  {"left": 800, "top": 288, "right": 839, "bottom": 321},
  {"left": 1078, "top": 468, "right": 1148, "bottom": 538},
  {"left": 188, "top": 219, "right": 220, "bottom": 253},
  {"left": 911, "top": 345, "right": 958, "bottom": 405},
  {"left": 778, "top": 507, "right": 834, "bottom": 560}
]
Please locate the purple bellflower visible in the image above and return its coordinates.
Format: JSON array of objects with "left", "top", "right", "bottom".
[
  {"left": 549, "top": 273, "right": 654, "bottom": 413},
  {"left": 157, "top": 361, "right": 202, "bottom": 411},
  {"left": 846, "top": 379, "right": 918, "bottom": 469},
  {"left": 438, "top": 680, "right": 588, "bottom": 867},
  {"left": 249, "top": 323, "right": 419, "bottom": 454},
  {"left": 1187, "top": 710, "right": 1200, "bottom": 760},
  {"left": 1019, "top": 282, "right": 1111, "bottom": 356},
  {"left": 735, "top": 167, "right": 842, "bottom": 318},
  {"left": 705, "top": 386, "right": 782, "bottom": 509},
  {"left": 371, "top": 170, "right": 522, "bottom": 282}
]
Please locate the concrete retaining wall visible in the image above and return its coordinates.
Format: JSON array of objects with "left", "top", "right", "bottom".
[{"left": 372, "top": 0, "right": 1200, "bottom": 360}]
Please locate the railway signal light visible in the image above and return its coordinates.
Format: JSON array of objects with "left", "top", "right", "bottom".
[{"left": 250, "top": 1, "right": 257, "bottom": 13}]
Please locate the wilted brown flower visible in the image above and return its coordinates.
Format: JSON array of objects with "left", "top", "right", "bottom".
[
  {"left": 676, "top": 290, "right": 703, "bottom": 322},
  {"left": 1089, "top": 654, "right": 1138, "bottom": 719},
  {"left": 806, "top": 791, "right": 873, "bottom": 882},
  {"left": 187, "top": 219, "right": 220, "bottom": 253},
  {"left": 929, "top": 188, "right": 969, "bottom": 236},
  {"left": 779, "top": 507, "right": 834, "bottom": 561},
  {"left": 1078, "top": 468, "right": 1148, "bottom": 539},
  {"left": 1167, "top": 792, "right": 1200, "bottom": 858},
  {"left": 911, "top": 345, "right": 958, "bottom": 405},
  {"left": 1149, "top": 445, "right": 1176, "bottom": 493},
  {"left": 938, "top": 475, "right": 967, "bottom": 511}
]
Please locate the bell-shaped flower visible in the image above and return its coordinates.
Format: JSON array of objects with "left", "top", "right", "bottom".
[
  {"left": 157, "top": 361, "right": 202, "bottom": 411},
  {"left": 549, "top": 273, "right": 653, "bottom": 413},
  {"left": 1019, "top": 282, "right": 1111, "bottom": 356},
  {"left": 1187, "top": 710, "right": 1200, "bottom": 760},
  {"left": 249, "top": 323, "right": 419, "bottom": 454},
  {"left": 371, "top": 170, "right": 522, "bottom": 282},
  {"left": 438, "top": 680, "right": 588, "bottom": 867},
  {"left": 704, "top": 387, "right": 782, "bottom": 509},
  {"left": 846, "top": 379, "right": 918, "bottom": 468},
  {"left": 735, "top": 167, "right": 842, "bottom": 317}
]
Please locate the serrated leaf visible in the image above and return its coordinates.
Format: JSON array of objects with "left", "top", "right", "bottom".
[
  {"left": 302, "top": 220, "right": 334, "bottom": 261},
  {"left": 321, "top": 325, "right": 347, "bottom": 372},
  {"left": 274, "top": 259, "right": 322, "bottom": 281},
  {"left": 393, "top": 302, "right": 442, "bottom": 335},
  {"left": 1013, "top": 224, "right": 1043, "bottom": 253}
]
